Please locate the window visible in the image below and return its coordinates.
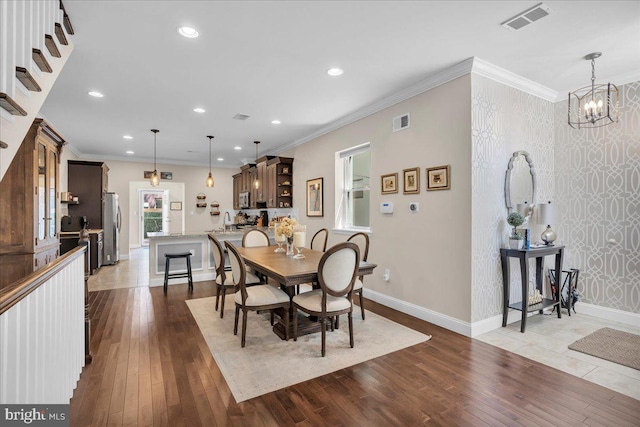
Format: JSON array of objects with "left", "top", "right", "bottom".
[{"left": 335, "top": 143, "right": 370, "bottom": 232}]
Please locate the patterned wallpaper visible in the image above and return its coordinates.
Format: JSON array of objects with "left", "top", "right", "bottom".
[
  {"left": 554, "top": 81, "right": 640, "bottom": 313},
  {"left": 470, "top": 75, "right": 555, "bottom": 322}
]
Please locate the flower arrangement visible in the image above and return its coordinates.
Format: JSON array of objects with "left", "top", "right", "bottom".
[
  {"left": 507, "top": 212, "right": 524, "bottom": 240},
  {"left": 275, "top": 217, "right": 298, "bottom": 240}
]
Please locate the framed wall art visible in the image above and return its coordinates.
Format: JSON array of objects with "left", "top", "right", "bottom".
[
  {"left": 426, "top": 165, "right": 451, "bottom": 191},
  {"left": 381, "top": 173, "right": 398, "bottom": 194},
  {"left": 161, "top": 172, "right": 173, "bottom": 180},
  {"left": 306, "top": 177, "right": 324, "bottom": 217},
  {"left": 143, "top": 171, "right": 154, "bottom": 179},
  {"left": 403, "top": 167, "right": 420, "bottom": 194},
  {"left": 170, "top": 202, "right": 182, "bottom": 211}
]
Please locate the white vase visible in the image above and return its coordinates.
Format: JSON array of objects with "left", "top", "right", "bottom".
[{"left": 509, "top": 239, "right": 524, "bottom": 250}]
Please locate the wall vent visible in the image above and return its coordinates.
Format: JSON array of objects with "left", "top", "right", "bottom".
[
  {"left": 392, "top": 113, "right": 410, "bottom": 132},
  {"left": 501, "top": 3, "right": 552, "bottom": 31},
  {"left": 233, "top": 113, "right": 250, "bottom": 120}
]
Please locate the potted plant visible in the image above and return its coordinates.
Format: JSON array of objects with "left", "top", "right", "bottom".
[{"left": 507, "top": 212, "right": 525, "bottom": 249}]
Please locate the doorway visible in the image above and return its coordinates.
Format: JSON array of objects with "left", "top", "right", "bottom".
[{"left": 139, "top": 190, "right": 169, "bottom": 246}]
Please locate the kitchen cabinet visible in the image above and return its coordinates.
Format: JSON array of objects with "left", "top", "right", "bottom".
[
  {"left": 255, "top": 156, "right": 274, "bottom": 204},
  {"left": 249, "top": 166, "right": 257, "bottom": 209},
  {"left": 0, "top": 119, "right": 65, "bottom": 289},
  {"left": 267, "top": 164, "right": 277, "bottom": 208},
  {"left": 60, "top": 229, "right": 103, "bottom": 274},
  {"left": 267, "top": 157, "right": 294, "bottom": 208},
  {"left": 68, "top": 160, "right": 109, "bottom": 229},
  {"left": 232, "top": 173, "right": 241, "bottom": 210}
]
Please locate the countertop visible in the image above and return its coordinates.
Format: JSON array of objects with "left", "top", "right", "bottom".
[
  {"left": 60, "top": 229, "right": 104, "bottom": 235},
  {"left": 147, "top": 228, "right": 273, "bottom": 240}
]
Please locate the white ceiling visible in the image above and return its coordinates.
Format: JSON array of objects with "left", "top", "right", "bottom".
[{"left": 40, "top": 1, "right": 640, "bottom": 168}]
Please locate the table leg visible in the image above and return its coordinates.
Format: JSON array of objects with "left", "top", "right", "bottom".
[
  {"left": 555, "top": 250, "right": 564, "bottom": 319},
  {"left": 501, "top": 251, "right": 510, "bottom": 327},
  {"left": 520, "top": 254, "right": 529, "bottom": 333},
  {"left": 536, "top": 256, "right": 544, "bottom": 314}
]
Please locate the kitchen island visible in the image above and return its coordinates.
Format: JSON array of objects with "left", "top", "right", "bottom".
[{"left": 147, "top": 229, "right": 275, "bottom": 287}]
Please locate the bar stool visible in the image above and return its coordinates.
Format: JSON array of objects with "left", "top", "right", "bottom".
[{"left": 164, "top": 252, "right": 193, "bottom": 293}]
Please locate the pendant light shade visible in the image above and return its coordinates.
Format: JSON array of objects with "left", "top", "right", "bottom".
[
  {"left": 253, "top": 141, "right": 260, "bottom": 190},
  {"left": 206, "top": 135, "right": 215, "bottom": 188},
  {"left": 568, "top": 52, "right": 619, "bottom": 129},
  {"left": 150, "top": 129, "right": 160, "bottom": 187}
]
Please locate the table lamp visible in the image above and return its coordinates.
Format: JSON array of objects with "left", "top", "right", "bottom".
[{"left": 537, "top": 201, "right": 557, "bottom": 245}]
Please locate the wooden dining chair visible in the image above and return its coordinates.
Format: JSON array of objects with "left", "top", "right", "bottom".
[
  {"left": 208, "top": 234, "right": 261, "bottom": 318},
  {"left": 225, "top": 241, "right": 290, "bottom": 347},
  {"left": 241, "top": 228, "right": 270, "bottom": 283},
  {"left": 347, "top": 232, "right": 369, "bottom": 320},
  {"left": 292, "top": 242, "right": 360, "bottom": 357},
  {"left": 310, "top": 228, "right": 328, "bottom": 252}
]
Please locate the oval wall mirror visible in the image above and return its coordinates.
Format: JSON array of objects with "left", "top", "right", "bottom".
[{"left": 504, "top": 151, "right": 536, "bottom": 213}]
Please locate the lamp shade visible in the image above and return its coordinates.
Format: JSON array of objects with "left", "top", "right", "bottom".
[{"left": 537, "top": 201, "right": 554, "bottom": 225}]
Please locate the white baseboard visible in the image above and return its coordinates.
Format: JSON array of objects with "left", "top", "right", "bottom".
[
  {"left": 120, "top": 253, "right": 130, "bottom": 260},
  {"left": 149, "top": 273, "right": 215, "bottom": 287},
  {"left": 470, "top": 310, "right": 548, "bottom": 337},
  {"left": 576, "top": 302, "right": 640, "bottom": 327},
  {"left": 362, "top": 288, "right": 472, "bottom": 337}
]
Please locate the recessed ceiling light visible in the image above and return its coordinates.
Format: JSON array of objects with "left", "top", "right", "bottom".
[
  {"left": 234, "top": 146, "right": 242, "bottom": 150},
  {"left": 178, "top": 26, "right": 199, "bottom": 38},
  {"left": 217, "top": 158, "right": 224, "bottom": 161},
  {"left": 271, "top": 120, "right": 281, "bottom": 125},
  {"left": 126, "top": 150, "right": 134, "bottom": 155},
  {"left": 88, "top": 91, "right": 104, "bottom": 98},
  {"left": 193, "top": 107, "right": 206, "bottom": 113},
  {"left": 123, "top": 135, "right": 133, "bottom": 140},
  {"left": 326, "top": 68, "right": 344, "bottom": 76}
]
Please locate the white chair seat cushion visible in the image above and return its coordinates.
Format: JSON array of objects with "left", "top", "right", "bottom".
[
  {"left": 293, "top": 289, "right": 352, "bottom": 313},
  {"left": 353, "top": 279, "right": 363, "bottom": 291},
  {"left": 215, "top": 275, "right": 234, "bottom": 286},
  {"left": 235, "top": 285, "right": 289, "bottom": 306}
]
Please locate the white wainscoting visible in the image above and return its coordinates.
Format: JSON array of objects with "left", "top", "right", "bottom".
[{"left": 0, "top": 256, "right": 85, "bottom": 404}]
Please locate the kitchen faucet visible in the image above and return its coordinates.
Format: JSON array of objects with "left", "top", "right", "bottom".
[{"left": 224, "top": 211, "right": 233, "bottom": 232}]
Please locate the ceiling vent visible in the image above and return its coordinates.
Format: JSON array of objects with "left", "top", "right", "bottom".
[
  {"left": 233, "top": 113, "right": 250, "bottom": 120},
  {"left": 501, "top": 3, "right": 553, "bottom": 31},
  {"left": 392, "top": 113, "right": 410, "bottom": 132}
]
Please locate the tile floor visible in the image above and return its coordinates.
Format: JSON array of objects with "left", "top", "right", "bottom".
[{"left": 89, "top": 249, "right": 640, "bottom": 401}]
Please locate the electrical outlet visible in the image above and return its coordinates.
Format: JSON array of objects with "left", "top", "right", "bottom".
[{"left": 383, "top": 268, "right": 391, "bottom": 281}]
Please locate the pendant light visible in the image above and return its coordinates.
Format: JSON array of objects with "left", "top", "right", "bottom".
[
  {"left": 149, "top": 129, "right": 160, "bottom": 187},
  {"left": 253, "top": 141, "right": 260, "bottom": 189},
  {"left": 205, "top": 135, "right": 215, "bottom": 188},
  {"left": 568, "top": 52, "right": 619, "bottom": 129}
]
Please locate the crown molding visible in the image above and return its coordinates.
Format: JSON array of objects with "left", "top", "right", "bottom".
[
  {"left": 471, "top": 57, "right": 558, "bottom": 102},
  {"left": 272, "top": 58, "right": 476, "bottom": 155}
]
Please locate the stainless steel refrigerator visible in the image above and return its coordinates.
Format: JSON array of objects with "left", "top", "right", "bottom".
[{"left": 103, "top": 192, "right": 121, "bottom": 265}]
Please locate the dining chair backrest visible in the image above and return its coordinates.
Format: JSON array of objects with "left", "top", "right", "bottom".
[
  {"left": 318, "top": 242, "right": 360, "bottom": 297},
  {"left": 310, "top": 228, "right": 328, "bottom": 252},
  {"left": 208, "top": 234, "right": 225, "bottom": 277},
  {"left": 347, "top": 232, "right": 369, "bottom": 262},
  {"left": 242, "top": 229, "right": 270, "bottom": 247},
  {"left": 225, "top": 241, "right": 248, "bottom": 301}
]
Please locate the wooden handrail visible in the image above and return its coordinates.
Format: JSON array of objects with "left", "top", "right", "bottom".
[{"left": 0, "top": 246, "right": 86, "bottom": 315}]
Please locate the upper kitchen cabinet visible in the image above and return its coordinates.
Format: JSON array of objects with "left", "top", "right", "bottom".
[
  {"left": 255, "top": 155, "right": 275, "bottom": 204},
  {"left": 232, "top": 173, "right": 241, "bottom": 210},
  {"left": 267, "top": 157, "right": 293, "bottom": 208},
  {"left": 67, "top": 160, "right": 109, "bottom": 229},
  {"left": 0, "top": 119, "right": 65, "bottom": 289}
]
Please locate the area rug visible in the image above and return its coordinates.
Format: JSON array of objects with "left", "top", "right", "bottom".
[
  {"left": 186, "top": 296, "right": 431, "bottom": 402},
  {"left": 568, "top": 327, "right": 640, "bottom": 370}
]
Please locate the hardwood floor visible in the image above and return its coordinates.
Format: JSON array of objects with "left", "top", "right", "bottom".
[{"left": 71, "top": 283, "right": 640, "bottom": 426}]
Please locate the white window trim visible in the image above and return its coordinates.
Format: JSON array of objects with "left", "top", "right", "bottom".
[{"left": 334, "top": 142, "right": 371, "bottom": 233}]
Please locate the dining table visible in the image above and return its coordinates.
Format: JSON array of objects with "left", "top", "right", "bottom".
[{"left": 235, "top": 245, "right": 377, "bottom": 340}]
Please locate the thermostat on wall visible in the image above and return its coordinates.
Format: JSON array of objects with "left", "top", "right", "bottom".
[{"left": 380, "top": 202, "right": 394, "bottom": 214}]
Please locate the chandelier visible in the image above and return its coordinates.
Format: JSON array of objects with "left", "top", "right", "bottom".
[{"left": 568, "top": 52, "right": 619, "bottom": 129}]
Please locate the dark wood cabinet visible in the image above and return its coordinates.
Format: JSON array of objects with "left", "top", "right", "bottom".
[
  {"left": 90, "top": 231, "right": 103, "bottom": 274},
  {"left": 67, "top": 160, "right": 109, "bottom": 229},
  {"left": 0, "top": 119, "right": 65, "bottom": 289},
  {"left": 232, "top": 173, "right": 241, "bottom": 210},
  {"left": 232, "top": 157, "right": 293, "bottom": 210},
  {"left": 267, "top": 164, "right": 277, "bottom": 208},
  {"left": 268, "top": 157, "right": 294, "bottom": 208}
]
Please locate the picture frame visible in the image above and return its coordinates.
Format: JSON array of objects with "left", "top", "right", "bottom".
[
  {"left": 161, "top": 172, "right": 173, "bottom": 180},
  {"left": 306, "top": 177, "right": 323, "bottom": 217},
  {"left": 143, "top": 171, "right": 154, "bottom": 179},
  {"left": 170, "top": 201, "right": 182, "bottom": 211},
  {"left": 403, "top": 167, "right": 420, "bottom": 194},
  {"left": 426, "top": 165, "right": 451, "bottom": 191},
  {"left": 381, "top": 173, "right": 398, "bottom": 194}
]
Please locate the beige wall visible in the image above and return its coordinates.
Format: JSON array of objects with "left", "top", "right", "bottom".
[
  {"left": 288, "top": 75, "right": 473, "bottom": 323},
  {"left": 106, "top": 160, "right": 236, "bottom": 255}
]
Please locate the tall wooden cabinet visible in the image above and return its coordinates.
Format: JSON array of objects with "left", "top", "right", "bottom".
[
  {"left": 67, "top": 160, "right": 109, "bottom": 229},
  {"left": 0, "top": 119, "right": 65, "bottom": 289},
  {"left": 267, "top": 157, "right": 293, "bottom": 208}
]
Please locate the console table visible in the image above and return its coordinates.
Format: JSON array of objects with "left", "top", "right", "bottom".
[{"left": 500, "top": 245, "right": 565, "bottom": 332}]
